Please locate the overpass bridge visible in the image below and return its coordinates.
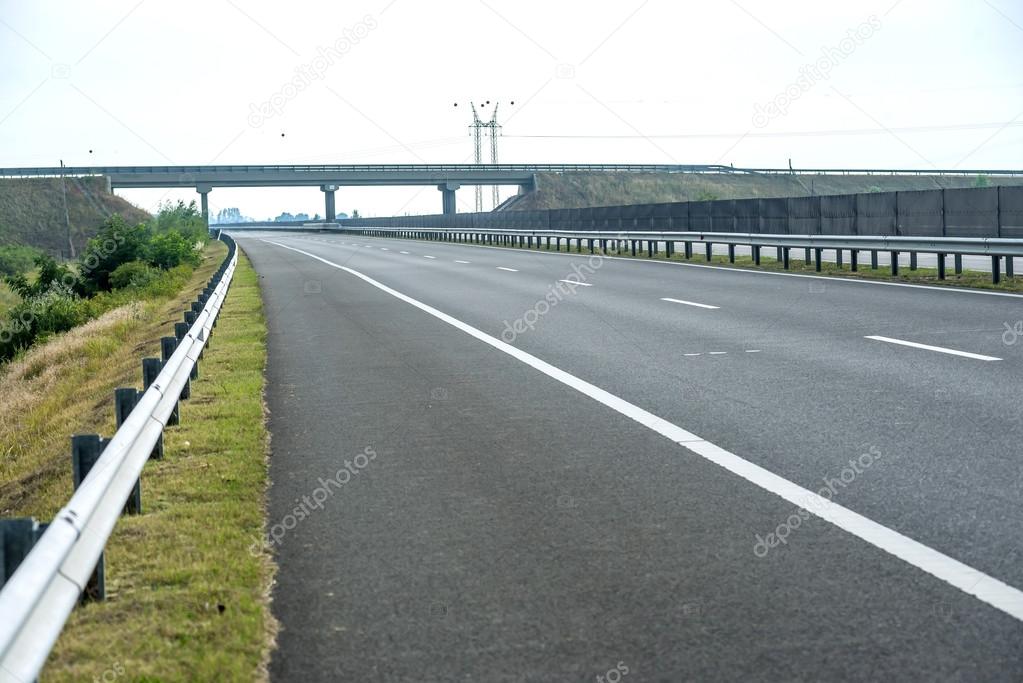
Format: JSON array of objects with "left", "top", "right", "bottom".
[
  {"left": 0, "top": 163, "right": 741, "bottom": 220},
  {"left": 1, "top": 163, "right": 1020, "bottom": 221}
]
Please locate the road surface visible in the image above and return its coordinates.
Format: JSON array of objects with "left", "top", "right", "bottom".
[{"left": 236, "top": 231, "right": 1023, "bottom": 682}]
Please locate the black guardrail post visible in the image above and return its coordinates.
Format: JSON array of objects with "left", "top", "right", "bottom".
[
  {"left": 992, "top": 256, "right": 1001, "bottom": 284},
  {"left": 71, "top": 434, "right": 107, "bottom": 601},
  {"left": 0, "top": 518, "right": 47, "bottom": 591},
  {"left": 954, "top": 254, "right": 963, "bottom": 275},
  {"left": 114, "top": 388, "right": 142, "bottom": 515},
  {"left": 814, "top": 248, "right": 822, "bottom": 272},
  {"left": 728, "top": 244, "right": 735, "bottom": 263},
  {"left": 909, "top": 253, "right": 917, "bottom": 270},
  {"left": 141, "top": 359, "right": 164, "bottom": 460},
  {"left": 871, "top": 251, "right": 879, "bottom": 270},
  {"left": 937, "top": 254, "right": 946, "bottom": 280},
  {"left": 850, "top": 250, "right": 859, "bottom": 272},
  {"left": 836, "top": 249, "right": 844, "bottom": 268},
  {"left": 161, "top": 337, "right": 181, "bottom": 425},
  {"left": 891, "top": 252, "right": 900, "bottom": 276},
  {"left": 782, "top": 248, "right": 790, "bottom": 269}
]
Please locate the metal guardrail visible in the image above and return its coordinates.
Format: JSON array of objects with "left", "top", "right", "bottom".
[
  {"left": 333, "top": 226, "right": 1023, "bottom": 283},
  {"left": 0, "top": 234, "right": 238, "bottom": 682}
]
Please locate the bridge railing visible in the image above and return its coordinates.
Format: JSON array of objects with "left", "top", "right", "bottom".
[{"left": 0, "top": 234, "right": 238, "bottom": 682}]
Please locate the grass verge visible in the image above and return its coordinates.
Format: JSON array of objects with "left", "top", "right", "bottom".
[
  {"left": 0, "top": 244, "right": 276, "bottom": 681},
  {"left": 0, "top": 280, "right": 17, "bottom": 316},
  {"left": 443, "top": 237, "right": 1023, "bottom": 293}
]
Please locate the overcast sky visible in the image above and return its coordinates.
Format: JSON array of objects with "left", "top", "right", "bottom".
[{"left": 1, "top": 0, "right": 1021, "bottom": 218}]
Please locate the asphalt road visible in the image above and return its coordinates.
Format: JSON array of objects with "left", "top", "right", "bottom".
[{"left": 236, "top": 230, "right": 1023, "bottom": 682}]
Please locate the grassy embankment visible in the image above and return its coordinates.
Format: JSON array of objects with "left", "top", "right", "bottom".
[{"left": 0, "top": 242, "right": 276, "bottom": 681}]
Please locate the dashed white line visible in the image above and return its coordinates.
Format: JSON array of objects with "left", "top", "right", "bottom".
[
  {"left": 745, "top": 349, "right": 762, "bottom": 353},
  {"left": 497, "top": 266, "right": 518, "bottom": 272},
  {"left": 400, "top": 251, "right": 410, "bottom": 254},
  {"left": 708, "top": 351, "right": 727, "bottom": 355},
  {"left": 380, "top": 247, "right": 389, "bottom": 251},
  {"left": 423, "top": 255, "right": 437, "bottom": 259},
  {"left": 683, "top": 353, "right": 701, "bottom": 357},
  {"left": 263, "top": 238, "right": 1023, "bottom": 624},
  {"left": 661, "top": 297, "right": 720, "bottom": 310},
  {"left": 558, "top": 279, "right": 593, "bottom": 287},
  {"left": 865, "top": 335, "right": 1002, "bottom": 361},
  {"left": 455, "top": 260, "right": 471, "bottom": 264}
]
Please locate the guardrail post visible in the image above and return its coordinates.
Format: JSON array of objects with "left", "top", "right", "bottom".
[
  {"left": 589, "top": 239, "right": 595, "bottom": 254},
  {"left": 704, "top": 242, "right": 711, "bottom": 261},
  {"left": 954, "top": 254, "right": 963, "bottom": 275},
  {"left": 0, "top": 518, "right": 47, "bottom": 591},
  {"left": 836, "top": 249, "right": 843, "bottom": 268},
  {"left": 161, "top": 336, "right": 187, "bottom": 411},
  {"left": 753, "top": 245, "right": 761, "bottom": 265},
  {"left": 71, "top": 434, "right": 107, "bottom": 601},
  {"left": 992, "top": 256, "right": 1001, "bottom": 284},
  {"left": 850, "top": 250, "right": 858, "bottom": 272},
  {"left": 647, "top": 241, "right": 654, "bottom": 258},
  {"left": 909, "top": 253, "right": 917, "bottom": 270},
  {"left": 782, "top": 248, "right": 790, "bottom": 269},
  {"left": 142, "top": 359, "right": 165, "bottom": 460},
  {"left": 891, "top": 252, "right": 900, "bottom": 276},
  {"left": 776, "top": 247, "right": 783, "bottom": 262},
  {"left": 937, "top": 253, "right": 946, "bottom": 279},
  {"left": 631, "top": 240, "right": 637, "bottom": 256},
  {"left": 1007, "top": 257, "right": 1015, "bottom": 278},
  {"left": 666, "top": 241, "right": 674, "bottom": 258},
  {"left": 871, "top": 250, "right": 879, "bottom": 269},
  {"left": 114, "top": 388, "right": 143, "bottom": 515},
  {"left": 814, "top": 248, "right": 822, "bottom": 272},
  {"left": 804, "top": 247, "right": 811, "bottom": 264},
  {"left": 728, "top": 244, "right": 735, "bottom": 263}
]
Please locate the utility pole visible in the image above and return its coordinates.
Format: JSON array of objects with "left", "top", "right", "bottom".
[
  {"left": 59, "top": 160, "right": 75, "bottom": 258},
  {"left": 460, "top": 101, "right": 509, "bottom": 211}
]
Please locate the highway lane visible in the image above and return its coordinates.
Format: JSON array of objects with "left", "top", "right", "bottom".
[{"left": 237, "top": 232, "right": 1023, "bottom": 681}]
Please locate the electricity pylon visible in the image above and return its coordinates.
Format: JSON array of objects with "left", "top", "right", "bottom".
[{"left": 467, "top": 102, "right": 503, "bottom": 211}]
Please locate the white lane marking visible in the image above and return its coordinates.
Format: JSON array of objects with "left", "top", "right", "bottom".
[
  {"left": 865, "top": 335, "right": 1002, "bottom": 362},
  {"left": 455, "top": 260, "right": 471, "bottom": 264},
  {"left": 380, "top": 247, "right": 389, "bottom": 251},
  {"left": 423, "top": 255, "right": 436, "bottom": 259},
  {"left": 745, "top": 349, "right": 762, "bottom": 353},
  {"left": 559, "top": 279, "right": 593, "bottom": 287},
  {"left": 661, "top": 297, "right": 720, "bottom": 310},
  {"left": 863, "top": 335, "right": 998, "bottom": 361},
  {"left": 683, "top": 353, "right": 701, "bottom": 357},
  {"left": 263, "top": 239, "right": 1023, "bottom": 623},
  {"left": 708, "top": 351, "right": 727, "bottom": 355},
  {"left": 497, "top": 266, "right": 519, "bottom": 272},
  {"left": 400, "top": 251, "right": 410, "bottom": 254}
]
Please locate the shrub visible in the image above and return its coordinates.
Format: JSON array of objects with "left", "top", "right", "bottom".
[
  {"left": 0, "top": 284, "right": 88, "bottom": 361},
  {"left": 110, "top": 260, "right": 161, "bottom": 290},
  {"left": 146, "top": 230, "right": 200, "bottom": 269},
  {"left": 77, "top": 215, "right": 151, "bottom": 293},
  {"left": 0, "top": 245, "right": 42, "bottom": 277}
]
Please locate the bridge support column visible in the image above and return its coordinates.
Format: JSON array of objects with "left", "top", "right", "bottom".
[
  {"left": 196, "top": 184, "right": 213, "bottom": 226},
  {"left": 321, "top": 185, "right": 338, "bottom": 222},
  {"left": 438, "top": 182, "right": 461, "bottom": 215}
]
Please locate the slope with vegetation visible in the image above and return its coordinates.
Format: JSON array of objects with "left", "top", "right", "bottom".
[
  {"left": 507, "top": 171, "right": 1023, "bottom": 210},
  {"left": 0, "top": 201, "right": 207, "bottom": 362},
  {"left": 0, "top": 176, "right": 150, "bottom": 255}
]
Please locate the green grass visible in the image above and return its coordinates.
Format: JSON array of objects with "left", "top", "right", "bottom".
[
  {"left": 445, "top": 237, "right": 1023, "bottom": 293},
  {"left": 0, "top": 280, "right": 17, "bottom": 316},
  {"left": 0, "top": 244, "right": 275, "bottom": 681}
]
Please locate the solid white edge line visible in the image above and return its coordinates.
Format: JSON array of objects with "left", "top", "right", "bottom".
[
  {"left": 865, "top": 335, "right": 1003, "bottom": 361},
  {"left": 261, "top": 238, "right": 1023, "bottom": 623},
  {"left": 661, "top": 297, "right": 720, "bottom": 310},
  {"left": 558, "top": 279, "right": 593, "bottom": 287},
  {"left": 497, "top": 266, "right": 519, "bottom": 272}
]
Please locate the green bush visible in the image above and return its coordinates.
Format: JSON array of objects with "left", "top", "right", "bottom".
[
  {"left": 0, "top": 284, "right": 88, "bottom": 361},
  {"left": 0, "top": 245, "right": 42, "bottom": 277},
  {"left": 77, "top": 215, "right": 151, "bottom": 293},
  {"left": 146, "top": 231, "right": 200, "bottom": 269},
  {"left": 110, "top": 260, "right": 161, "bottom": 290}
]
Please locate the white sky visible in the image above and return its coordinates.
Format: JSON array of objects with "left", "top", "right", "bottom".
[{"left": 1, "top": 0, "right": 1021, "bottom": 219}]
